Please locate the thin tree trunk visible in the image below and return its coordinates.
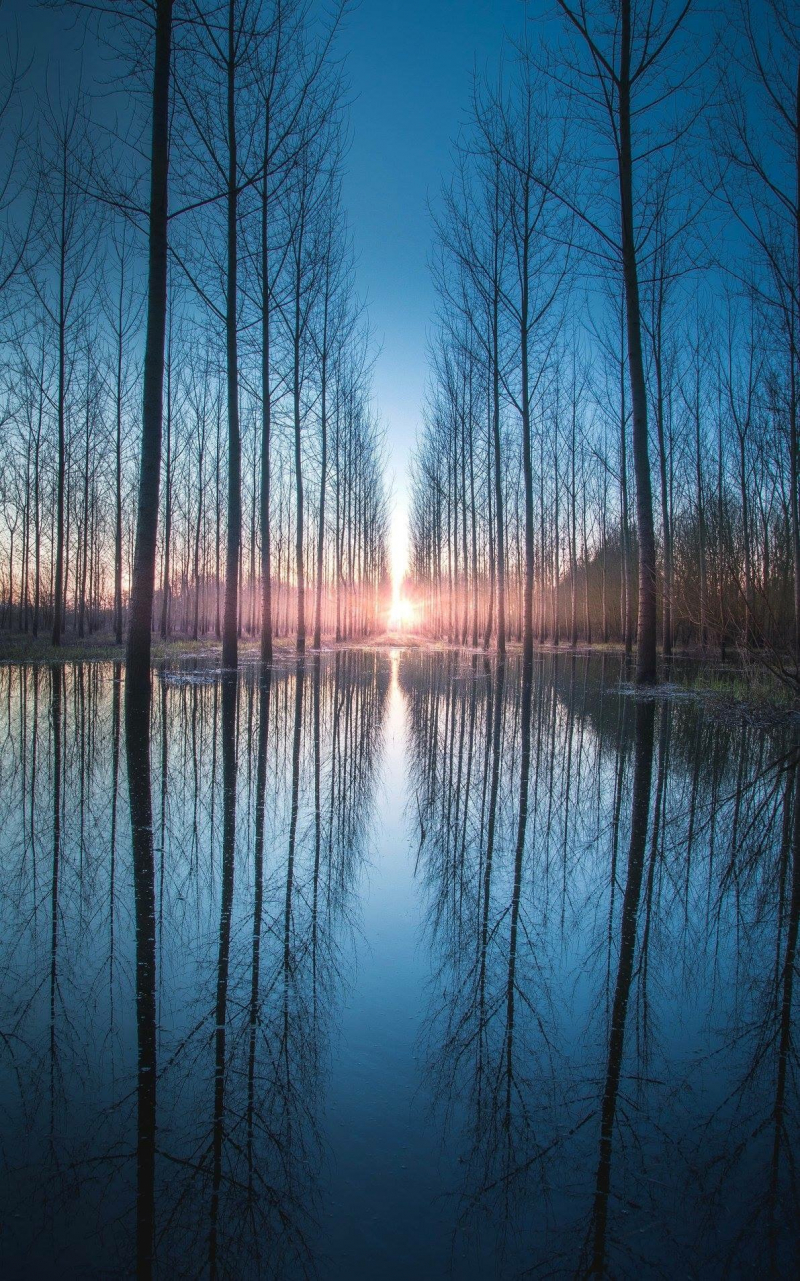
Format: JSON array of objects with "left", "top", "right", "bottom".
[
  {"left": 52, "top": 135, "right": 68, "bottom": 647},
  {"left": 259, "top": 119, "right": 273, "bottom": 665},
  {"left": 314, "top": 293, "right": 328, "bottom": 650},
  {"left": 115, "top": 263, "right": 125, "bottom": 645}
]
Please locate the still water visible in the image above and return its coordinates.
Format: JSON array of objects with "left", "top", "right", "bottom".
[{"left": 0, "top": 650, "right": 798, "bottom": 1279}]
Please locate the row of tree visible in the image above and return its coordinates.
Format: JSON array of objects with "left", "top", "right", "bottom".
[
  {"left": 407, "top": 0, "right": 800, "bottom": 683},
  {"left": 0, "top": 0, "right": 391, "bottom": 667}
]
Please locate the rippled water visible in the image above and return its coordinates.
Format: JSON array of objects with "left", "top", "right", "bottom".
[{"left": 0, "top": 650, "right": 798, "bottom": 1278}]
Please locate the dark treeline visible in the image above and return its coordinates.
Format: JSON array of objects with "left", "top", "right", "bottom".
[
  {"left": 0, "top": 0, "right": 390, "bottom": 658},
  {"left": 402, "top": 650, "right": 800, "bottom": 1275},
  {"left": 0, "top": 652, "right": 388, "bottom": 1276},
  {"left": 408, "top": 0, "right": 800, "bottom": 683}
]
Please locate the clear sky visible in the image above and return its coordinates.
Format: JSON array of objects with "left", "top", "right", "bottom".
[{"left": 339, "top": 0, "right": 532, "bottom": 584}]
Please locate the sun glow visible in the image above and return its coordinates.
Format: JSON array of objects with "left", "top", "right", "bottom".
[
  {"left": 388, "top": 594, "right": 416, "bottom": 631},
  {"left": 386, "top": 492, "right": 415, "bottom": 631}
]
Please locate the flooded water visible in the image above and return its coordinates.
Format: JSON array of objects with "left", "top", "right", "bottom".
[{"left": 1, "top": 650, "right": 798, "bottom": 1279}]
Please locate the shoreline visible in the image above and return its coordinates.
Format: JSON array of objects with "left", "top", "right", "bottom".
[
  {"left": 1, "top": 631, "right": 797, "bottom": 721},
  {"left": 0, "top": 630, "right": 745, "bottom": 661}
]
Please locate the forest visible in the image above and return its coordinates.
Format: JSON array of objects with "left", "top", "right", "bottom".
[
  {"left": 0, "top": 0, "right": 795, "bottom": 696},
  {"left": 408, "top": 0, "right": 800, "bottom": 685},
  {"left": 0, "top": 0, "right": 390, "bottom": 671}
]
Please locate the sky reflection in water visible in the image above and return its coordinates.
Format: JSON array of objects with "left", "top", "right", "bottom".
[{"left": 0, "top": 650, "right": 798, "bottom": 1278}]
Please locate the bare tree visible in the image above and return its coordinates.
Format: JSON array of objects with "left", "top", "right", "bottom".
[{"left": 126, "top": 0, "right": 174, "bottom": 682}]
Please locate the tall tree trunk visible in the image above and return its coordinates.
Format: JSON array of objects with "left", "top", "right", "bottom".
[
  {"left": 492, "top": 206, "right": 506, "bottom": 655},
  {"left": 790, "top": 301, "right": 800, "bottom": 658},
  {"left": 193, "top": 441, "right": 203, "bottom": 641},
  {"left": 469, "top": 404, "right": 479, "bottom": 647},
  {"left": 127, "top": 0, "right": 174, "bottom": 685},
  {"left": 553, "top": 422, "right": 561, "bottom": 646},
  {"left": 619, "top": 0, "right": 657, "bottom": 683},
  {"left": 294, "top": 267, "right": 305, "bottom": 653},
  {"left": 33, "top": 381, "right": 42, "bottom": 638},
  {"left": 115, "top": 265, "right": 125, "bottom": 645},
  {"left": 78, "top": 382, "right": 90, "bottom": 639},
  {"left": 159, "top": 337, "right": 172, "bottom": 640},
  {"left": 259, "top": 122, "right": 273, "bottom": 665},
  {"left": 483, "top": 366, "right": 495, "bottom": 650},
  {"left": 314, "top": 293, "right": 328, "bottom": 650},
  {"left": 654, "top": 332, "right": 672, "bottom": 657},
  {"left": 739, "top": 429, "right": 756, "bottom": 646},
  {"left": 619, "top": 311, "right": 633, "bottom": 653},
  {"left": 793, "top": 64, "right": 800, "bottom": 658},
  {"left": 52, "top": 135, "right": 68, "bottom": 648},
  {"left": 223, "top": 0, "right": 241, "bottom": 670},
  {"left": 570, "top": 396, "right": 578, "bottom": 646},
  {"left": 520, "top": 198, "right": 534, "bottom": 666}
]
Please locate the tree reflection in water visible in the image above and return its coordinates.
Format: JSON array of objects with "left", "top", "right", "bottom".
[
  {"left": 0, "top": 653, "right": 387, "bottom": 1278},
  {"left": 0, "top": 651, "right": 797, "bottom": 1277},
  {"left": 125, "top": 661, "right": 157, "bottom": 1278},
  {"left": 401, "top": 651, "right": 800, "bottom": 1278}
]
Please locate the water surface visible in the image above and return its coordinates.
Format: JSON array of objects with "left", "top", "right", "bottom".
[{"left": 0, "top": 651, "right": 798, "bottom": 1278}]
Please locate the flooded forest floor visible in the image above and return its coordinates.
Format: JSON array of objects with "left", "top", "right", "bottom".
[
  {"left": 1, "top": 629, "right": 797, "bottom": 723},
  {"left": 1, "top": 644, "right": 799, "bottom": 1276}
]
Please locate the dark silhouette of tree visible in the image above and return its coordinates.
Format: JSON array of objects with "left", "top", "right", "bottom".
[{"left": 126, "top": 0, "right": 174, "bottom": 682}]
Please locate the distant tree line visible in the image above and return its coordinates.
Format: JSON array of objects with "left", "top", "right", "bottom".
[
  {"left": 408, "top": 0, "right": 800, "bottom": 683},
  {"left": 0, "top": 0, "right": 390, "bottom": 663}
]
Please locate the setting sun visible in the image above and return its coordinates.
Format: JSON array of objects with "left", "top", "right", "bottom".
[{"left": 388, "top": 595, "right": 416, "bottom": 630}]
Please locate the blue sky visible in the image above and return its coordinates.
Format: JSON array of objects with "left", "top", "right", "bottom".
[{"left": 340, "top": 0, "right": 532, "bottom": 578}]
